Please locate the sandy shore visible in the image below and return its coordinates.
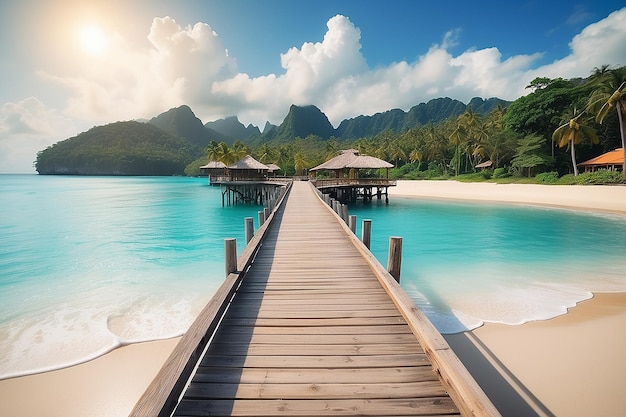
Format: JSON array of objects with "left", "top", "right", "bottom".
[
  {"left": 389, "top": 180, "right": 626, "bottom": 214},
  {"left": 1, "top": 180, "right": 624, "bottom": 417},
  {"left": 446, "top": 292, "right": 626, "bottom": 417},
  {"left": 0, "top": 338, "right": 180, "bottom": 417},
  {"left": 392, "top": 180, "right": 626, "bottom": 416}
]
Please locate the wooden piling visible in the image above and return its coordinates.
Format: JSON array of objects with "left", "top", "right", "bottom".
[
  {"left": 362, "top": 219, "right": 372, "bottom": 249},
  {"left": 244, "top": 217, "right": 254, "bottom": 244},
  {"left": 224, "top": 238, "right": 237, "bottom": 276},
  {"left": 387, "top": 236, "right": 402, "bottom": 282},
  {"left": 348, "top": 215, "right": 356, "bottom": 233},
  {"left": 341, "top": 204, "right": 348, "bottom": 224},
  {"left": 258, "top": 210, "right": 265, "bottom": 226}
]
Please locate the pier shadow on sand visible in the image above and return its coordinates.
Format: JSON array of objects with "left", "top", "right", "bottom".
[{"left": 414, "top": 280, "right": 556, "bottom": 417}]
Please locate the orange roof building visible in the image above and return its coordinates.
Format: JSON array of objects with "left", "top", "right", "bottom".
[{"left": 578, "top": 148, "right": 624, "bottom": 172}]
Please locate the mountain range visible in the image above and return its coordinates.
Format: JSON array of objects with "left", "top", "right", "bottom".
[
  {"left": 156, "top": 96, "right": 510, "bottom": 146},
  {"left": 36, "top": 96, "right": 509, "bottom": 175}
]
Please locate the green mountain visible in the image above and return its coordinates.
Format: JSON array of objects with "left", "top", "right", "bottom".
[
  {"left": 35, "top": 96, "right": 511, "bottom": 176},
  {"left": 35, "top": 121, "right": 199, "bottom": 175},
  {"left": 149, "top": 105, "right": 226, "bottom": 147},
  {"left": 204, "top": 116, "right": 261, "bottom": 142},
  {"left": 263, "top": 104, "right": 336, "bottom": 142},
  {"left": 335, "top": 97, "right": 508, "bottom": 140}
]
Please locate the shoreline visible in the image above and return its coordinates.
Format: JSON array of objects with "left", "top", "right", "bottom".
[
  {"left": 1, "top": 180, "right": 625, "bottom": 416},
  {"left": 389, "top": 180, "right": 626, "bottom": 215},
  {"left": 446, "top": 292, "right": 626, "bottom": 416},
  {"left": 391, "top": 180, "right": 626, "bottom": 415},
  {"left": 0, "top": 338, "right": 180, "bottom": 417}
]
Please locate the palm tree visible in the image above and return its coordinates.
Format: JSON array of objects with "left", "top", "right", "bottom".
[
  {"left": 232, "top": 141, "right": 250, "bottom": 162},
  {"left": 552, "top": 108, "right": 599, "bottom": 176},
  {"left": 215, "top": 142, "right": 236, "bottom": 165},
  {"left": 206, "top": 140, "right": 220, "bottom": 161},
  {"left": 587, "top": 66, "right": 626, "bottom": 179},
  {"left": 293, "top": 152, "right": 310, "bottom": 176},
  {"left": 256, "top": 143, "right": 274, "bottom": 164}
]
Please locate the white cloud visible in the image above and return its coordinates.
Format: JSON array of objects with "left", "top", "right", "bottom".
[
  {"left": 3, "top": 7, "right": 626, "bottom": 172},
  {"left": 539, "top": 7, "right": 626, "bottom": 78},
  {"left": 0, "top": 98, "right": 75, "bottom": 173},
  {"left": 211, "top": 9, "right": 626, "bottom": 126},
  {"left": 38, "top": 16, "right": 236, "bottom": 125}
]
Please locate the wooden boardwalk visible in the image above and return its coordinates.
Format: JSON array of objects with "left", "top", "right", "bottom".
[{"left": 132, "top": 181, "right": 499, "bottom": 417}]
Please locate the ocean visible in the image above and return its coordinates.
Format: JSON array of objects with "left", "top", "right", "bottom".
[{"left": 1, "top": 175, "right": 626, "bottom": 379}]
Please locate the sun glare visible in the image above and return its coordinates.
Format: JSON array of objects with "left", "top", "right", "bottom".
[{"left": 79, "top": 25, "right": 108, "bottom": 55}]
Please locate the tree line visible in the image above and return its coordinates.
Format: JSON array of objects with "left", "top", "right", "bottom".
[{"left": 192, "top": 65, "right": 625, "bottom": 183}]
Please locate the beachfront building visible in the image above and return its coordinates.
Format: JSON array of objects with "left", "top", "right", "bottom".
[
  {"left": 199, "top": 160, "right": 227, "bottom": 184},
  {"left": 309, "top": 149, "right": 396, "bottom": 203},
  {"left": 209, "top": 155, "right": 289, "bottom": 206},
  {"left": 577, "top": 148, "right": 624, "bottom": 173}
]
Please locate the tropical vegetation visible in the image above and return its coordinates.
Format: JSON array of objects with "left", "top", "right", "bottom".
[{"left": 36, "top": 65, "right": 625, "bottom": 183}]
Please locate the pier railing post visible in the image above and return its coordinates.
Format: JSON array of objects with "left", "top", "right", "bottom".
[
  {"left": 341, "top": 204, "right": 348, "bottom": 224},
  {"left": 244, "top": 217, "right": 254, "bottom": 244},
  {"left": 264, "top": 207, "right": 270, "bottom": 220},
  {"left": 224, "top": 238, "right": 237, "bottom": 276},
  {"left": 348, "top": 215, "right": 356, "bottom": 233},
  {"left": 258, "top": 210, "right": 265, "bottom": 226},
  {"left": 387, "top": 236, "right": 402, "bottom": 283},
  {"left": 362, "top": 219, "right": 372, "bottom": 249}
]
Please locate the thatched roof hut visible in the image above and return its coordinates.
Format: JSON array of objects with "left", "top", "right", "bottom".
[
  {"left": 267, "top": 163, "right": 281, "bottom": 172},
  {"left": 228, "top": 155, "right": 270, "bottom": 171},
  {"left": 310, "top": 150, "right": 393, "bottom": 179},
  {"left": 200, "top": 160, "right": 227, "bottom": 169},
  {"left": 310, "top": 150, "right": 361, "bottom": 171},
  {"left": 346, "top": 155, "right": 394, "bottom": 169}
]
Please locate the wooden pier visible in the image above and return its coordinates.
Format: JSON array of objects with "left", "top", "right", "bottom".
[{"left": 131, "top": 181, "right": 499, "bottom": 417}]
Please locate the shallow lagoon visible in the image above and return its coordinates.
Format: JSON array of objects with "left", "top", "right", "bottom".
[{"left": 1, "top": 175, "right": 625, "bottom": 378}]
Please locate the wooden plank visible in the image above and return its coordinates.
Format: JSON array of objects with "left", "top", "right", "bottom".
[
  {"left": 184, "top": 381, "right": 448, "bottom": 399},
  {"left": 218, "top": 316, "right": 407, "bottom": 327},
  {"left": 208, "top": 333, "right": 418, "bottom": 345},
  {"left": 174, "top": 398, "right": 460, "bottom": 416},
  {"left": 191, "top": 366, "right": 439, "bottom": 384},
  {"left": 205, "top": 343, "right": 424, "bottom": 356},
  {"left": 212, "top": 324, "right": 412, "bottom": 335},
  {"left": 223, "top": 308, "right": 403, "bottom": 319},
  {"left": 199, "top": 353, "right": 431, "bottom": 368}
]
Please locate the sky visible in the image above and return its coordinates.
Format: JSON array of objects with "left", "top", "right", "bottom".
[{"left": 1, "top": 0, "right": 626, "bottom": 173}]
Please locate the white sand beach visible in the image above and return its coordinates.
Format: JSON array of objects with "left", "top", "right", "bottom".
[
  {"left": 1, "top": 180, "right": 625, "bottom": 417},
  {"left": 392, "top": 180, "right": 626, "bottom": 416}
]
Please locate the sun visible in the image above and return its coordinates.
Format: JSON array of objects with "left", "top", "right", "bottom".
[{"left": 79, "top": 24, "right": 108, "bottom": 55}]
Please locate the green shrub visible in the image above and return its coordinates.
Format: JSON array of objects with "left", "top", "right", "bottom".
[
  {"left": 456, "top": 171, "right": 493, "bottom": 182},
  {"left": 493, "top": 167, "right": 510, "bottom": 179},
  {"left": 556, "top": 174, "right": 577, "bottom": 185},
  {"left": 535, "top": 171, "right": 560, "bottom": 184},
  {"left": 574, "top": 170, "right": 624, "bottom": 185}
]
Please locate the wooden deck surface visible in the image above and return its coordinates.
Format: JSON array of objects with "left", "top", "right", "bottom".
[{"left": 171, "top": 181, "right": 463, "bottom": 416}]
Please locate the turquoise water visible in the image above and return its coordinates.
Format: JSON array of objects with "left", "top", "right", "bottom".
[
  {"left": 349, "top": 197, "right": 626, "bottom": 333},
  {"left": 1, "top": 176, "right": 626, "bottom": 379},
  {"left": 0, "top": 175, "right": 261, "bottom": 379}
]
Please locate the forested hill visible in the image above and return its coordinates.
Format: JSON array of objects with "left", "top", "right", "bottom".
[
  {"left": 210, "top": 97, "right": 509, "bottom": 143},
  {"left": 149, "top": 105, "right": 227, "bottom": 146},
  {"left": 335, "top": 97, "right": 508, "bottom": 139},
  {"left": 35, "top": 121, "right": 200, "bottom": 175},
  {"left": 34, "top": 96, "right": 510, "bottom": 176}
]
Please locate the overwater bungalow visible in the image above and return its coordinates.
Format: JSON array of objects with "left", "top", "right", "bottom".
[
  {"left": 199, "top": 160, "right": 227, "bottom": 184},
  {"left": 209, "top": 155, "right": 288, "bottom": 206},
  {"left": 309, "top": 149, "right": 396, "bottom": 202}
]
